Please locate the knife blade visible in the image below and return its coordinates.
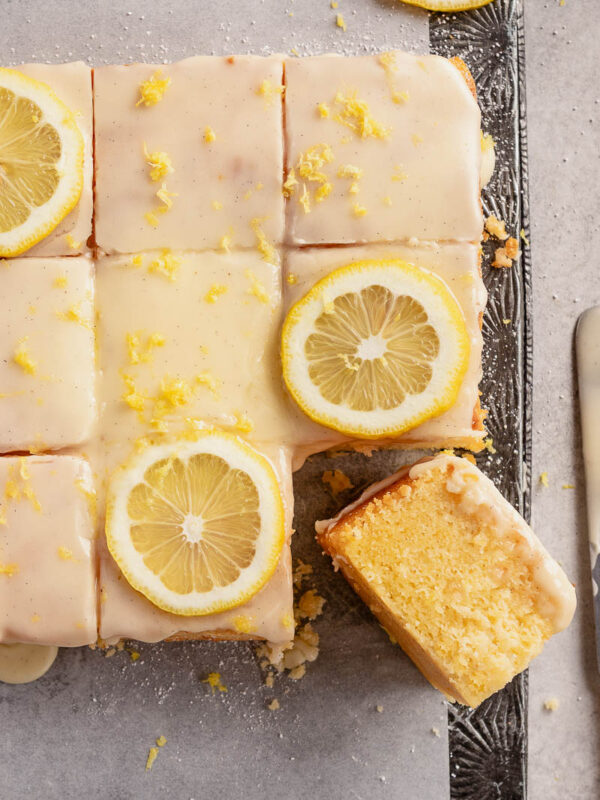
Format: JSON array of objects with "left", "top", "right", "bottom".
[{"left": 576, "top": 306, "right": 600, "bottom": 671}]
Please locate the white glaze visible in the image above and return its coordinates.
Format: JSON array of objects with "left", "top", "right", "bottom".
[{"left": 0, "top": 644, "right": 58, "bottom": 684}]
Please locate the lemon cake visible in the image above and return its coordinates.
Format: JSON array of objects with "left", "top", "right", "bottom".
[
  {"left": 0, "top": 456, "right": 97, "bottom": 647},
  {"left": 93, "top": 56, "right": 285, "bottom": 254},
  {"left": 98, "top": 442, "right": 294, "bottom": 644},
  {"left": 11, "top": 62, "right": 93, "bottom": 257},
  {"left": 0, "top": 257, "right": 96, "bottom": 453},
  {"left": 0, "top": 52, "right": 493, "bottom": 675},
  {"left": 283, "top": 243, "right": 486, "bottom": 463},
  {"left": 284, "top": 52, "right": 482, "bottom": 245},
  {"left": 316, "top": 453, "right": 576, "bottom": 707}
]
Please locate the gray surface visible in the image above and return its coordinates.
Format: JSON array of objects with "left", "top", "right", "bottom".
[
  {"left": 1, "top": 3, "right": 451, "bottom": 800},
  {"left": 525, "top": 0, "right": 600, "bottom": 797}
]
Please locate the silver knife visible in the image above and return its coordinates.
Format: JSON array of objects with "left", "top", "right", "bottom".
[{"left": 576, "top": 307, "right": 600, "bottom": 671}]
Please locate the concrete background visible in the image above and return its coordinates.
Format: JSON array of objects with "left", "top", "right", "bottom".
[{"left": 525, "top": 1, "right": 600, "bottom": 796}]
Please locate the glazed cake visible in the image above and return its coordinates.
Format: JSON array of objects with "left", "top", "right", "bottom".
[
  {"left": 1, "top": 52, "right": 491, "bottom": 664},
  {"left": 316, "top": 454, "right": 576, "bottom": 707},
  {"left": 13, "top": 62, "right": 93, "bottom": 257},
  {"left": 0, "top": 456, "right": 97, "bottom": 646}
]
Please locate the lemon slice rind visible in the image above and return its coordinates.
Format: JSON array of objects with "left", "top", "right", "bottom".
[
  {"left": 398, "top": 0, "right": 494, "bottom": 11},
  {"left": 106, "top": 433, "right": 285, "bottom": 617},
  {"left": 0, "top": 68, "right": 84, "bottom": 257},
  {"left": 281, "top": 259, "right": 471, "bottom": 439}
]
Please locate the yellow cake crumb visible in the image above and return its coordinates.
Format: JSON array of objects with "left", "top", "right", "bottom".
[
  {"left": 204, "top": 125, "right": 217, "bottom": 143},
  {"left": 268, "top": 698, "right": 280, "bottom": 710},
  {"left": 505, "top": 237, "right": 520, "bottom": 260},
  {"left": 265, "top": 672, "right": 275, "bottom": 688},
  {"left": 322, "top": 469, "right": 353, "bottom": 495},
  {"left": 293, "top": 559, "right": 313, "bottom": 589},
  {"left": 13, "top": 337, "right": 37, "bottom": 375},
  {"left": 492, "top": 247, "right": 513, "bottom": 269},
  {"left": 204, "top": 284, "right": 228, "bottom": 304},
  {"left": 289, "top": 664, "right": 306, "bottom": 680},
  {"left": 544, "top": 697, "right": 559, "bottom": 711},
  {"left": 297, "top": 589, "right": 326, "bottom": 621},
  {"left": 148, "top": 250, "right": 181, "bottom": 282},
  {"left": 485, "top": 215, "right": 509, "bottom": 241},
  {"left": 136, "top": 70, "right": 171, "bottom": 107},
  {"left": 376, "top": 704, "right": 384, "bottom": 713},
  {"left": 156, "top": 735, "right": 167, "bottom": 747},
  {"left": 203, "top": 672, "right": 227, "bottom": 694},
  {"left": 244, "top": 268, "right": 270, "bottom": 304},
  {"left": 143, "top": 143, "right": 174, "bottom": 182}
]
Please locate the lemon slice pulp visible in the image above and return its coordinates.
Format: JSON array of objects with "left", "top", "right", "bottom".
[
  {"left": 106, "top": 433, "right": 285, "bottom": 616},
  {"left": 398, "top": 0, "right": 493, "bottom": 11},
  {"left": 0, "top": 68, "right": 84, "bottom": 256},
  {"left": 281, "top": 259, "right": 470, "bottom": 439}
]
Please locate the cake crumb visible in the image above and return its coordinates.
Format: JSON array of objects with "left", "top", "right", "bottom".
[
  {"left": 376, "top": 704, "right": 384, "bottom": 713},
  {"left": 483, "top": 437, "right": 497, "bottom": 454},
  {"left": 202, "top": 671, "right": 227, "bottom": 694},
  {"left": 268, "top": 698, "right": 280, "bottom": 710},
  {"left": 297, "top": 589, "right": 326, "bottom": 621},
  {"left": 289, "top": 664, "right": 306, "bottom": 680},
  {"left": 265, "top": 672, "right": 275, "bottom": 689},
  {"left": 544, "top": 697, "right": 559, "bottom": 712},
  {"left": 505, "top": 237, "right": 520, "bottom": 259},
  {"left": 492, "top": 246, "right": 513, "bottom": 269},
  {"left": 431, "top": 727, "right": 441, "bottom": 738},
  {"left": 322, "top": 468, "right": 353, "bottom": 495},
  {"left": 485, "top": 215, "right": 509, "bottom": 241},
  {"left": 156, "top": 735, "right": 167, "bottom": 747},
  {"left": 336, "top": 13, "right": 347, "bottom": 31}
]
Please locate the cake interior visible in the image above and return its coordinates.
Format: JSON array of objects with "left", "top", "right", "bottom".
[{"left": 323, "top": 460, "right": 555, "bottom": 707}]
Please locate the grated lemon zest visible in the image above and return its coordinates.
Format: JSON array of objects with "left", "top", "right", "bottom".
[
  {"left": 283, "top": 168, "right": 298, "bottom": 197},
  {"left": 233, "top": 412, "right": 254, "bottom": 433},
  {"left": 211, "top": 200, "right": 223, "bottom": 211},
  {"left": 317, "top": 102, "right": 330, "bottom": 118},
  {"left": 13, "top": 337, "right": 37, "bottom": 375},
  {"left": 145, "top": 747, "right": 159, "bottom": 771},
  {"left": 233, "top": 614, "right": 254, "bottom": 633},
  {"left": 250, "top": 217, "right": 279, "bottom": 264},
  {"left": 53, "top": 274, "right": 68, "bottom": 288},
  {"left": 148, "top": 250, "right": 181, "bottom": 282},
  {"left": 65, "top": 233, "right": 82, "bottom": 250},
  {"left": 126, "top": 331, "right": 166, "bottom": 364},
  {"left": 336, "top": 13, "right": 347, "bottom": 30},
  {"left": 136, "top": 70, "right": 171, "bottom": 107},
  {"left": 244, "top": 268, "right": 270, "bottom": 304},
  {"left": 204, "top": 126, "right": 217, "bottom": 143},
  {"left": 286, "top": 273, "right": 298, "bottom": 285},
  {"left": 143, "top": 142, "right": 174, "bottom": 182},
  {"left": 204, "top": 285, "right": 228, "bottom": 304},
  {"left": 58, "top": 546, "right": 74, "bottom": 561},
  {"left": 203, "top": 672, "right": 227, "bottom": 694},
  {"left": 56, "top": 302, "right": 92, "bottom": 329},
  {"left": 332, "top": 91, "right": 390, "bottom": 139},
  {"left": 257, "top": 79, "right": 284, "bottom": 105},
  {"left": 0, "top": 561, "right": 19, "bottom": 577}
]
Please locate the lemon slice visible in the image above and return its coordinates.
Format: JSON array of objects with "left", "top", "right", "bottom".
[
  {"left": 0, "top": 68, "right": 84, "bottom": 257},
  {"left": 281, "top": 259, "right": 470, "bottom": 439},
  {"left": 106, "top": 433, "right": 285, "bottom": 616},
  {"left": 398, "top": 0, "right": 493, "bottom": 10}
]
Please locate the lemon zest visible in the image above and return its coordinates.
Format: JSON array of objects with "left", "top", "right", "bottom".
[
  {"left": 336, "top": 13, "right": 347, "bottom": 30},
  {"left": 204, "top": 284, "right": 228, "bottom": 304},
  {"left": 332, "top": 91, "right": 390, "bottom": 139},
  {"left": 244, "top": 268, "right": 270, "bottom": 304},
  {"left": 143, "top": 142, "right": 174, "bottom": 182},
  {"left": 65, "top": 233, "right": 82, "bottom": 250},
  {"left": 136, "top": 70, "right": 171, "bottom": 107},
  {"left": 0, "top": 561, "right": 19, "bottom": 577},
  {"left": 204, "top": 126, "right": 217, "bottom": 144},
  {"left": 250, "top": 217, "right": 279, "bottom": 264},
  {"left": 257, "top": 79, "right": 284, "bottom": 105},
  {"left": 13, "top": 337, "right": 37, "bottom": 375},
  {"left": 148, "top": 250, "right": 181, "bottom": 282},
  {"left": 58, "top": 546, "right": 74, "bottom": 561},
  {"left": 203, "top": 672, "right": 227, "bottom": 694},
  {"left": 53, "top": 274, "right": 68, "bottom": 288}
]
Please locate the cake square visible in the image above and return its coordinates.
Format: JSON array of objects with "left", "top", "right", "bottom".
[
  {"left": 316, "top": 454, "right": 576, "bottom": 707},
  {"left": 94, "top": 56, "right": 284, "bottom": 254},
  {"left": 284, "top": 52, "right": 482, "bottom": 246},
  {"left": 283, "top": 242, "right": 486, "bottom": 459},
  {"left": 0, "top": 257, "right": 96, "bottom": 453},
  {"left": 93, "top": 249, "right": 318, "bottom": 489},
  {"left": 98, "top": 443, "right": 294, "bottom": 644},
  {"left": 14, "top": 62, "right": 93, "bottom": 257},
  {"left": 0, "top": 456, "right": 97, "bottom": 646}
]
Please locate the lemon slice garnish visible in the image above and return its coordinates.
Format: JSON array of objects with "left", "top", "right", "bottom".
[
  {"left": 397, "top": 0, "right": 493, "bottom": 10},
  {"left": 281, "top": 259, "right": 470, "bottom": 439},
  {"left": 106, "top": 433, "right": 285, "bottom": 616},
  {"left": 0, "top": 68, "right": 84, "bottom": 257}
]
